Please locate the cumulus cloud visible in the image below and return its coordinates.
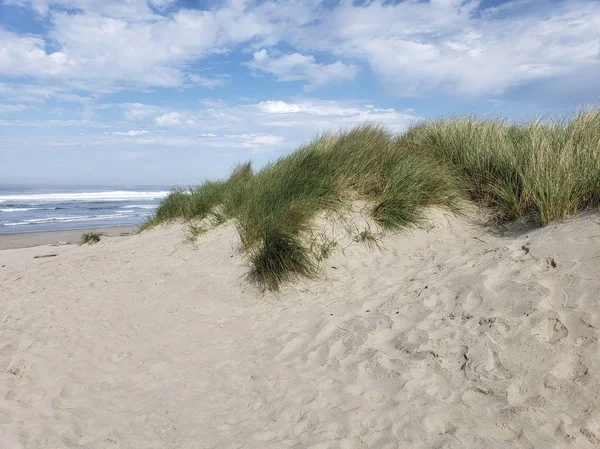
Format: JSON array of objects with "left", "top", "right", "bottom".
[
  {"left": 0, "top": 29, "right": 71, "bottom": 78},
  {"left": 155, "top": 112, "right": 182, "bottom": 126},
  {"left": 0, "top": 2, "right": 268, "bottom": 91},
  {"left": 248, "top": 49, "right": 358, "bottom": 90},
  {"left": 292, "top": 0, "right": 600, "bottom": 97},
  {"left": 4, "top": 0, "right": 599, "bottom": 100},
  {"left": 254, "top": 100, "right": 363, "bottom": 117}
]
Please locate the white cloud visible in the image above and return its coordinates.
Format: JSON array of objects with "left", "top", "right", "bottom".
[
  {"left": 110, "top": 130, "right": 150, "bottom": 136},
  {"left": 5, "top": 0, "right": 598, "bottom": 99},
  {"left": 293, "top": 0, "right": 600, "bottom": 96},
  {"left": 155, "top": 112, "right": 182, "bottom": 126},
  {"left": 118, "top": 98, "right": 420, "bottom": 138},
  {"left": 0, "top": 29, "right": 72, "bottom": 78},
  {"left": 0, "top": 104, "right": 29, "bottom": 113},
  {"left": 254, "top": 100, "right": 363, "bottom": 117},
  {"left": 124, "top": 103, "right": 162, "bottom": 121},
  {"left": 248, "top": 49, "right": 358, "bottom": 90},
  {"left": 254, "top": 100, "right": 302, "bottom": 114},
  {"left": 0, "top": 2, "right": 269, "bottom": 91},
  {"left": 0, "top": 82, "right": 95, "bottom": 104},
  {"left": 188, "top": 74, "right": 228, "bottom": 88},
  {"left": 132, "top": 136, "right": 195, "bottom": 146},
  {"left": 0, "top": 118, "right": 107, "bottom": 127},
  {"left": 200, "top": 98, "right": 228, "bottom": 109},
  {"left": 232, "top": 133, "right": 285, "bottom": 151}
]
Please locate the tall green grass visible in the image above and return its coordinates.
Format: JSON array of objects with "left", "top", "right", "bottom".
[
  {"left": 139, "top": 162, "right": 253, "bottom": 231},
  {"left": 406, "top": 110, "right": 600, "bottom": 223},
  {"left": 142, "top": 111, "right": 600, "bottom": 291}
]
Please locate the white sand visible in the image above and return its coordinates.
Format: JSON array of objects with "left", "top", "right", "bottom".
[{"left": 1, "top": 210, "right": 600, "bottom": 448}]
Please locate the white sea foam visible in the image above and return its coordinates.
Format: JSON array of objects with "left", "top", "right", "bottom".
[
  {"left": 0, "top": 208, "right": 45, "bottom": 212},
  {"left": 126, "top": 204, "right": 157, "bottom": 209},
  {"left": 2, "top": 212, "right": 140, "bottom": 226},
  {"left": 0, "top": 191, "right": 169, "bottom": 203}
]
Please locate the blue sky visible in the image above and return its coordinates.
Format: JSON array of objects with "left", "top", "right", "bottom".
[{"left": 1, "top": 0, "right": 599, "bottom": 185}]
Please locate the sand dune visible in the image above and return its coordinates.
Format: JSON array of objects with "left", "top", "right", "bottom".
[{"left": 1, "top": 210, "right": 600, "bottom": 448}]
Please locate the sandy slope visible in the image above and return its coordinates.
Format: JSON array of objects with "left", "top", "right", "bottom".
[{"left": 1, "top": 210, "right": 600, "bottom": 449}]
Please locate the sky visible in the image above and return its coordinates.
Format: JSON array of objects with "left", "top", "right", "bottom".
[{"left": 1, "top": 0, "right": 600, "bottom": 186}]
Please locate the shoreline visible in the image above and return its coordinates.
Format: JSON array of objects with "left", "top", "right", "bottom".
[{"left": 0, "top": 225, "right": 138, "bottom": 250}]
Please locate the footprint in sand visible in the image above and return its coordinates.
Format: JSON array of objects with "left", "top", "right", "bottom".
[
  {"left": 550, "top": 351, "right": 588, "bottom": 380},
  {"left": 531, "top": 317, "right": 568, "bottom": 344},
  {"left": 421, "top": 414, "right": 457, "bottom": 435},
  {"left": 6, "top": 361, "right": 30, "bottom": 378},
  {"left": 464, "top": 291, "right": 483, "bottom": 312},
  {"left": 464, "top": 346, "right": 512, "bottom": 382}
]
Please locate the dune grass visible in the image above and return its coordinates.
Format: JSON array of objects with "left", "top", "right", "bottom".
[
  {"left": 142, "top": 110, "right": 600, "bottom": 291},
  {"left": 139, "top": 162, "right": 253, "bottom": 231},
  {"left": 405, "top": 110, "right": 600, "bottom": 224},
  {"left": 80, "top": 231, "right": 102, "bottom": 245}
]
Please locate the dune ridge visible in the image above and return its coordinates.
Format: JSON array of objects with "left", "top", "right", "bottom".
[{"left": 144, "top": 111, "right": 600, "bottom": 291}]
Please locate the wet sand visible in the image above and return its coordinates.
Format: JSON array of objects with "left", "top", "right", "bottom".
[{"left": 0, "top": 226, "right": 138, "bottom": 250}]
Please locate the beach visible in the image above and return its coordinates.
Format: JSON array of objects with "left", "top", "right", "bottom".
[
  {"left": 0, "top": 226, "right": 137, "bottom": 250},
  {"left": 2, "top": 0, "right": 599, "bottom": 446},
  {"left": 2, "top": 210, "right": 600, "bottom": 448}
]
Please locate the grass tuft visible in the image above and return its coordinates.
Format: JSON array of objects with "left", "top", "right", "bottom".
[
  {"left": 353, "top": 229, "right": 380, "bottom": 249},
  {"left": 247, "top": 230, "right": 318, "bottom": 292},
  {"left": 80, "top": 231, "right": 102, "bottom": 245}
]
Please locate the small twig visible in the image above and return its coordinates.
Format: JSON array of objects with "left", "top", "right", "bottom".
[
  {"left": 416, "top": 285, "right": 429, "bottom": 297},
  {"left": 34, "top": 253, "right": 58, "bottom": 259}
]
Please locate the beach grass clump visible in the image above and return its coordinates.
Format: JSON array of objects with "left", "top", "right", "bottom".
[
  {"left": 406, "top": 109, "right": 600, "bottom": 224},
  {"left": 246, "top": 230, "right": 319, "bottom": 291},
  {"left": 370, "top": 145, "right": 463, "bottom": 230},
  {"left": 353, "top": 229, "right": 380, "bottom": 249},
  {"left": 143, "top": 162, "right": 255, "bottom": 230},
  {"left": 80, "top": 231, "right": 102, "bottom": 245}
]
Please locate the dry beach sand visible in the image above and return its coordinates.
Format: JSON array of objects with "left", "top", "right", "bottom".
[{"left": 1, "top": 210, "right": 600, "bottom": 448}]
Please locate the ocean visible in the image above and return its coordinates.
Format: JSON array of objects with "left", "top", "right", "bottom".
[{"left": 0, "top": 185, "right": 172, "bottom": 234}]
